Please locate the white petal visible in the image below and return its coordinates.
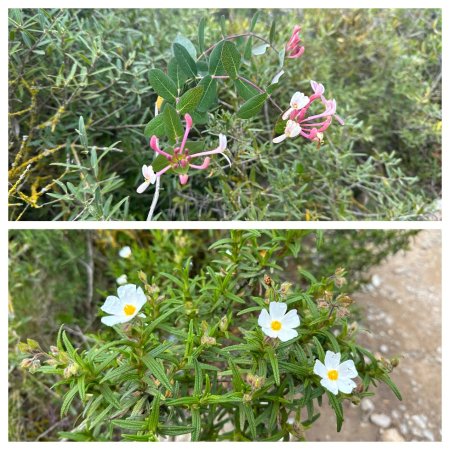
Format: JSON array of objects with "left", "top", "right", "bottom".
[
  {"left": 287, "top": 122, "right": 302, "bottom": 138},
  {"left": 261, "top": 326, "right": 279, "bottom": 338},
  {"left": 320, "top": 378, "right": 338, "bottom": 395},
  {"left": 137, "top": 181, "right": 150, "bottom": 194},
  {"left": 281, "top": 309, "right": 300, "bottom": 328},
  {"left": 101, "top": 296, "right": 122, "bottom": 314},
  {"left": 291, "top": 91, "right": 308, "bottom": 109},
  {"left": 258, "top": 308, "right": 271, "bottom": 328},
  {"left": 117, "top": 284, "right": 137, "bottom": 301},
  {"left": 277, "top": 327, "right": 298, "bottom": 342},
  {"left": 338, "top": 360, "right": 358, "bottom": 379},
  {"left": 337, "top": 378, "right": 357, "bottom": 394},
  {"left": 142, "top": 165, "right": 148, "bottom": 178},
  {"left": 134, "top": 286, "right": 147, "bottom": 310},
  {"left": 325, "top": 350, "right": 341, "bottom": 370},
  {"left": 116, "top": 274, "right": 128, "bottom": 285},
  {"left": 272, "top": 134, "right": 287, "bottom": 144},
  {"left": 313, "top": 360, "right": 327, "bottom": 378},
  {"left": 101, "top": 314, "right": 127, "bottom": 326},
  {"left": 146, "top": 165, "right": 157, "bottom": 184},
  {"left": 269, "top": 302, "right": 287, "bottom": 320},
  {"left": 119, "top": 246, "right": 131, "bottom": 258},
  {"left": 219, "top": 134, "right": 227, "bottom": 150},
  {"left": 282, "top": 107, "right": 293, "bottom": 120}
]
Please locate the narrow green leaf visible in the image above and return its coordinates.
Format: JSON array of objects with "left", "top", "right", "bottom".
[
  {"left": 269, "top": 19, "right": 276, "bottom": 43},
  {"left": 327, "top": 391, "right": 344, "bottom": 432},
  {"left": 90, "top": 147, "right": 98, "bottom": 177},
  {"left": 163, "top": 104, "right": 184, "bottom": 143},
  {"left": 176, "top": 86, "right": 204, "bottom": 114},
  {"left": 142, "top": 355, "right": 172, "bottom": 392},
  {"left": 380, "top": 373, "right": 403, "bottom": 400},
  {"left": 78, "top": 116, "right": 88, "bottom": 149},
  {"left": 250, "top": 11, "right": 260, "bottom": 31},
  {"left": 221, "top": 41, "right": 241, "bottom": 80},
  {"left": 144, "top": 114, "right": 165, "bottom": 139},
  {"left": 198, "top": 18, "right": 206, "bottom": 53},
  {"left": 173, "top": 43, "right": 197, "bottom": 78},
  {"left": 242, "top": 404, "right": 257, "bottom": 439},
  {"left": 191, "top": 407, "right": 201, "bottom": 441},
  {"left": 193, "top": 358, "right": 203, "bottom": 396},
  {"left": 313, "top": 336, "right": 325, "bottom": 361},
  {"left": 158, "top": 425, "right": 195, "bottom": 436},
  {"left": 61, "top": 383, "right": 79, "bottom": 418},
  {"left": 267, "top": 349, "right": 280, "bottom": 386},
  {"left": 99, "top": 384, "right": 120, "bottom": 409},
  {"left": 244, "top": 36, "right": 253, "bottom": 61},
  {"left": 148, "top": 392, "right": 161, "bottom": 432},
  {"left": 149, "top": 68, "right": 177, "bottom": 101},
  {"left": 237, "top": 92, "right": 268, "bottom": 119}
]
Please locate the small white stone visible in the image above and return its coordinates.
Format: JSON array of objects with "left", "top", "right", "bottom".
[
  {"left": 381, "top": 428, "right": 405, "bottom": 442},
  {"left": 371, "top": 413, "right": 392, "bottom": 428},
  {"left": 422, "top": 430, "right": 435, "bottom": 441},
  {"left": 411, "top": 415, "right": 428, "bottom": 429},
  {"left": 361, "top": 398, "right": 375, "bottom": 413},
  {"left": 371, "top": 274, "right": 382, "bottom": 287},
  {"left": 380, "top": 344, "right": 389, "bottom": 353}
]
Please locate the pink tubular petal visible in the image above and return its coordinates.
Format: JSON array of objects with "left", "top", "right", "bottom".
[
  {"left": 180, "top": 114, "right": 193, "bottom": 153},
  {"left": 179, "top": 174, "right": 189, "bottom": 185},
  {"left": 155, "top": 165, "right": 171, "bottom": 177},
  {"left": 150, "top": 136, "right": 172, "bottom": 159},
  {"left": 190, "top": 157, "right": 210, "bottom": 170}
]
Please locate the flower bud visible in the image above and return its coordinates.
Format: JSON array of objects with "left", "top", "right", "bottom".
[
  {"left": 334, "top": 277, "right": 347, "bottom": 288},
  {"left": 45, "top": 358, "right": 59, "bottom": 366},
  {"left": 29, "top": 359, "right": 41, "bottom": 373},
  {"left": 200, "top": 336, "right": 216, "bottom": 346},
  {"left": 351, "top": 395, "right": 361, "bottom": 406},
  {"left": 280, "top": 282, "right": 292, "bottom": 296},
  {"left": 337, "top": 294, "right": 353, "bottom": 307},
  {"left": 264, "top": 274, "right": 272, "bottom": 286},
  {"left": 219, "top": 315, "right": 229, "bottom": 332},
  {"left": 20, "top": 358, "right": 33, "bottom": 369},
  {"left": 138, "top": 270, "right": 148, "bottom": 284},
  {"left": 390, "top": 357, "right": 400, "bottom": 368},
  {"left": 50, "top": 346, "right": 59, "bottom": 355},
  {"left": 335, "top": 267, "right": 346, "bottom": 277},
  {"left": 243, "top": 393, "right": 252, "bottom": 403}
]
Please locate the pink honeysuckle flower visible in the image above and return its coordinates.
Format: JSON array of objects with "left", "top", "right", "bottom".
[
  {"left": 282, "top": 91, "right": 310, "bottom": 120},
  {"left": 286, "top": 25, "right": 305, "bottom": 59},
  {"left": 136, "top": 164, "right": 157, "bottom": 193},
  {"left": 272, "top": 119, "right": 302, "bottom": 144},
  {"left": 148, "top": 114, "right": 229, "bottom": 185},
  {"left": 273, "top": 81, "right": 344, "bottom": 145}
]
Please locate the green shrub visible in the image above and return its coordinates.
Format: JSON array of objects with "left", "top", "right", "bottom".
[{"left": 8, "top": 9, "right": 441, "bottom": 220}]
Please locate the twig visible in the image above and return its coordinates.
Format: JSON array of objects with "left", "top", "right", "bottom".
[{"left": 147, "top": 176, "right": 161, "bottom": 221}]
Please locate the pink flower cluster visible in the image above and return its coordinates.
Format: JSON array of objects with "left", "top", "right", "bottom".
[
  {"left": 286, "top": 25, "right": 305, "bottom": 59},
  {"left": 137, "top": 114, "right": 228, "bottom": 191},
  {"left": 273, "top": 80, "right": 344, "bottom": 145}
]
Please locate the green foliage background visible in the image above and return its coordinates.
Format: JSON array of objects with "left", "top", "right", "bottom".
[
  {"left": 9, "top": 229, "right": 415, "bottom": 440},
  {"left": 8, "top": 9, "right": 441, "bottom": 220}
]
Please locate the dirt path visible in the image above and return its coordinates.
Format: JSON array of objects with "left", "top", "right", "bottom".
[{"left": 306, "top": 230, "right": 442, "bottom": 442}]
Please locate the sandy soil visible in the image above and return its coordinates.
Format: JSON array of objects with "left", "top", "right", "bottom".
[{"left": 306, "top": 230, "right": 442, "bottom": 442}]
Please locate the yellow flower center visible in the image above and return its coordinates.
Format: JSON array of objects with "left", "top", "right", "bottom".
[
  {"left": 123, "top": 304, "right": 136, "bottom": 316},
  {"left": 327, "top": 369, "right": 339, "bottom": 381},
  {"left": 271, "top": 320, "right": 282, "bottom": 331}
]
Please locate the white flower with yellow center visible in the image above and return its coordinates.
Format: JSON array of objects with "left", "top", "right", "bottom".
[
  {"left": 272, "top": 120, "right": 302, "bottom": 144},
  {"left": 100, "top": 284, "right": 146, "bottom": 326},
  {"left": 137, "top": 165, "right": 157, "bottom": 194},
  {"left": 258, "top": 302, "right": 300, "bottom": 342},
  {"left": 313, "top": 350, "right": 358, "bottom": 395}
]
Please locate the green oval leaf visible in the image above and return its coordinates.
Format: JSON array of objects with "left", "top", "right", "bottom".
[
  {"left": 237, "top": 92, "right": 268, "bottom": 119},
  {"left": 168, "top": 58, "right": 187, "bottom": 91},
  {"left": 163, "top": 104, "right": 184, "bottom": 143},
  {"left": 221, "top": 41, "right": 241, "bottom": 80},
  {"left": 176, "top": 85, "right": 204, "bottom": 114},
  {"left": 209, "top": 41, "right": 225, "bottom": 75},
  {"left": 149, "top": 68, "right": 177, "bottom": 101},
  {"left": 144, "top": 114, "right": 165, "bottom": 139},
  {"left": 173, "top": 43, "right": 197, "bottom": 78},
  {"left": 234, "top": 78, "right": 259, "bottom": 100},
  {"left": 197, "top": 75, "right": 217, "bottom": 112}
]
